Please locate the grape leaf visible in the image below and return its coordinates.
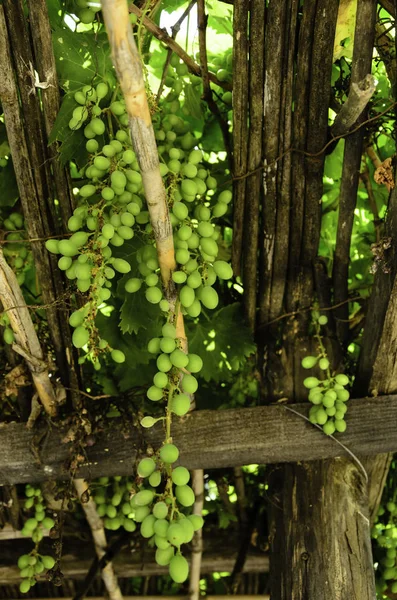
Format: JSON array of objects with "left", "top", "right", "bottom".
[
  {"left": 48, "top": 93, "right": 90, "bottom": 166},
  {"left": 184, "top": 83, "right": 202, "bottom": 120},
  {"left": 119, "top": 286, "right": 162, "bottom": 335},
  {"left": 186, "top": 303, "right": 256, "bottom": 382}
]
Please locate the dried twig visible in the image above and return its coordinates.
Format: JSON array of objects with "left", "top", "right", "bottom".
[
  {"left": 74, "top": 479, "right": 123, "bottom": 600},
  {"left": 0, "top": 248, "right": 58, "bottom": 417}
]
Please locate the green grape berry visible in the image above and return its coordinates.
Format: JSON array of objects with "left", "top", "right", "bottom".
[
  {"left": 160, "top": 443, "right": 179, "bottom": 464},
  {"left": 169, "top": 554, "right": 189, "bottom": 583}
]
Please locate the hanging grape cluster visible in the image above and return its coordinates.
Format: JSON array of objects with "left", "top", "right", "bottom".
[
  {"left": 302, "top": 314, "right": 350, "bottom": 435},
  {"left": 16, "top": 485, "right": 56, "bottom": 594},
  {"left": 2, "top": 211, "right": 33, "bottom": 287},
  {"left": 373, "top": 500, "right": 397, "bottom": 596},
  {"left": 44, "top": 53, "right": 233, "bottom": 581}
]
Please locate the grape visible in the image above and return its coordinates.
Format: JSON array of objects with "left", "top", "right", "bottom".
[
  {"left": 68, "top": 215, "right": 82, "bottom": 232},
  {"left": 197, "top": 221, "right": 213, "bottom": 238},
  {"left": 19, "top": 580, "right": 31, "bottom": 594},
  {"left": 169, "top": 554, "right": 189, "bottom": 583},
  {"left": 318, "top": 315, "right": 328, "bottom": 325},
  {"left": 107, "top": 505, "right": 117, "bottom": 518},
  {"left": 149, "top": 471, "right": 162, "bottom": 487},
  {"left": 200, "top": 286, "right": 219, "bottom": 310},
  {"left": 70, "top": 231, "right": 89, "bottom": 247},
  {"left": 110, "top": 214, "right": 122, "bottom": 228},
  {"left": 171, "top": 393, "right": 190, "bottom": 416},
  {"left": 18, "top": 555, "right": 30, "bottom": 570},
  {"left": 120, "top": 212, "right": 135, "bottom": 227},
  {"left": 123, "top": 518, "right": 136, "bottom": 532},
  {"left": 111, "top": 349, "right": 126, "bottom": 363},
  {"left": 186, "top": 270, "right": 201, "bottom": 289},
  {"left": 153, "top": 371, "right": 168, "bottom": 388},
  {"left": 180, "top": 285, "right": 195, "bottom": 308},
  {"left": 134, "top": 489, "right": 154, "bottom": 506},
  {"left": 176, "top": 248, "right": 190, "bottom": 265},
  {"left": 160, "top": 337, "right": 176, "bottom": 354},
  {"left": 213, "top": 260, "right": 233, "bottom": 280},
  {"left": 315, "top": 408, "right": 328, "bottom": 425},
  {"left": 206, "top": 176, "right": 217, "bottom": 189},
  {"left": 145, "top": 273, "right": 159, "bottom": 287},
  {"left": 141, "top": 416, "right": 156, "bottom": 428},
  {"left": 77, "top": 278, "right": 91, "bottom": 293},
  {"left": 167, "top": 523, "right": 185, "bottom": 546},
  {"left": 125, "top": 278, "right": 142, "bottom": 293},
  {"left": 153, "top": 501, "right": 168, "bottom": 519},
  {"left": 90, "top": 118, "right": 105, "bottom": 135},
  {"left": 113, "top": 258, "right": 131, "bottom": 274},
  {"left": 170, "top": 349, "right": 189, "bottom": 369},
  {"left": 75, "top": 263, "right": 91, "bottom": 279},
  {"left": 58, "top": 240, "right": 79, "bottom": 257},
  {"left": 126, "top": 170, "right": 142, "bottom": 185},
  {"left": 41, "top": 555, "right": 55, "bottom": 569},
  {"left": 147, "top": 385, "right": 164, "bottom": 401},
  {"left": 127, "top": 202, "right": 141, "bottom": 216},
  {"left": 178, "top": 516, "right": 194, "bottom": 543},
  {"left": 141, "top": 514, "right": 156, "bottom": 538},
  {"left": 111, "top": 171, "right": 127, "bottom": 189},
  {"left": 301, "top": 356, "right": 318, "bottom": 369},
  {"left": 178, "top": 225, "right": 192, "bottom": 241},
  {"left": 173, "top": 202, "right": 188, "bottom": 220},
  {"left": 181, "top": 179, "right": 197, "bottom": 197},
  {"left": 323, "top": 420, "right": 336, "bottom": 435},
  {"left": 154, "top": 518, "right": 169, "bottom": 537},
  {"left": 148, "top": 338, "right": 161, "bottom": 354},
  {"left": 96, "top": 82, "right": 108, "bottom": 99},
  {"left": 169, "top": 159, "right": 181, "bottom": 173},
  {"left": 155, "top": 546, "right": 174, "bottom": 566},
  {"left": 24, "top": 518, "right": 38, "bottom": 531},
  {"left": 146, "top": 287, "right": 162, "bottom": 304},
  {"left": 182, "top": 163, "right": 197, "bottom": 178},
  {"left": 303, "top": 377, "right": 320, "bottom": 389},
  {"left": 162, "top": 323, "right": 177, "bottom": 338},
  {"left": 185, "top": 298, "right": 201, "bottom": 317},
  {"left": 335, "top": 374, "right": 349, "bottom": 386},
  {"left": 337, "top": 389, "right": 350, "bottom": 401},
  {"left": 58, "top": 256, "right": 72, "bottom": 272},
  {"left": 188, "top": 514, "right": 204, "bottom": 531},
  {"left": 212, "top": 202, "right": 228, "bottom": 218},
  {"left": 94, "top": 156, "right": 110, "bottom": 171},
  {"left": 173, "top": 271, "right": 187, "bottom": 284},
  {"left": 175, "top": 485, "right": 195, "bottom": 507},
  {"left": 160, "top": 443, "right": 179, "bottom": 464},
  {"left": 200, "top": 237, "right": 218, "bottom": 257},
  {"left": 184, "top": 355, "right": 202, "bottom": 376},
  {"left": 218, "top": 190, "right": 232, "bottom": 204},
  {"left": 189, "top": 149, "right": 203, "bottom": 164},
  {"left": 334, "top": 419, "right": 347, "bottom": 433},
  {"left": 72, "top": 326, "right": 89, "bottom": 348}
]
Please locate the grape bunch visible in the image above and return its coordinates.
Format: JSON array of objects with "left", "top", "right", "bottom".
[
  {"left": 17, "top": 485, "right": 56, "bottom": 594},
  {"left": 69, "top": 0, "right": 100, "bottom": 25},
  {"left": 92, "top": 476, "right": 137, "bottom": 532},
  {"left": 0, "top": 311, "right": 14, "bottom": 346},
  {"left": 2, "top": 211, "right": 32, "bottom": 286},
  {"left": 372, "top": 501, "right": 397, "bottom": 595},
  {"left": 302, "top": 315, "right": 350, "bottom": 435}
]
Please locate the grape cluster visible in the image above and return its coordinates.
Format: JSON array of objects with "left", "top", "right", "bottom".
[
  {"left": 17, "top": 485, "right": 56, "bottom": 594},
  {"left": 93, "top": 476, "right": 137, "bottom": 532},
  {"left": 373, "top": 502, "right": 397, "bottom": 595},
  {"left": 302, "top": 315, "right": 350, "bottom": 435},
  {"left": 69, "top": 0, "right": 100, "bottom": 25},
  {"left": 207, "top": 48, "right": 233, "bottom": 106},
  {"left": 0, "top": 311, "right": 14, "bottom": 346},
  {"left": 2, "top": 211, "right": 32, "bottom": 286}
]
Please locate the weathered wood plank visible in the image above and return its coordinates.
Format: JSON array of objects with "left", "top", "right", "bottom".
[{"left": 0, "top": 396, "right": 396, "bottom": 484}]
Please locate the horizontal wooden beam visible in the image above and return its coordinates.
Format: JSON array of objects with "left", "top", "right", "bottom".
[
  {"left": 30, "top": 597, "right": 270, "bottom": 600},
  {"left": 0, "top": 395, "right": 395, "bottom": 484}
]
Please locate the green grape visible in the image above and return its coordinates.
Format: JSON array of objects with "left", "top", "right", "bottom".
[
  {"left": 168, "top": 159, "right": 181, "bottom": 173},
  {"left": 170, "top": 350, "right": 189, "bottom": 369},
  {"left": 149, "top": 471, "right": 162, "bottom": 487},
  {"left": 19, "top": 579, "right": 31, "bottom": 594},
  {"left": 175, "top": 484, "right": 195, "bottom": 507},
  {"left": 178, "top": 517, "right": 194, "bottom": 543},
  {"left": 315, "top": 408, "right": 328, "bottom": 425},
  {"left": 58, "top": 240, "right": 79, "bottom": 257},
  {"left": 180, "top": 285, "right": 195, "bottom": 308},
  {"left": 172, "top": 393, "right": 190, "bottom": 416},
  {"left": 123, "top": 518, "right": 136, "bottom": 532},
  {"left": 94, "top": 156, "right": 110, "bottom": 171},
  {"left": 169, "top": 554, "right": 189, "bottom": 583},
  {"left": 185, "top": 298, "right": 201, "bottom": 317},
  {"left": 188, "top": 514, "right": 204, "bottom": 531},
  {"left": 186, "top": 271, "right": 201, "bottom": 289},
  {"left": 212, "top": 202, "right": 228, "bottom": 218},
  {"left": 176, "top": 248, "right": 190, "bottom": 265},
  {"left": 155, "top": 535, "right": 170, "bottom": 549},
  {"left": 334, "top": 419, "right": 347, "bottom": 433},
  {"left": 181, "top": 179, "right": 197, "bottom": 197},
  {"left": 218, "top": 190, "right": 232, "bottom": 204},
  {"left": 4, "top": 327, "right": 15, "bottom": 345},
  {"left": 138, "top": 457, "right": 156, "bottom": 478},
  {"left": 167, "top": 523, "right": 185, "bottom": 546},
  {"left": 96, "top": 82, "right": 109, "bottom": 99},
  {"left": 301, "top": 356, "right": 318, "bottom": 369},
  {"left": 106, "top": 505, "right": 117, "bottom": 518},
  {"left": 200, "top": 237, "right": 218, "bottom": 257},
  {"left": 77, "top": 278, "right": 91, "bottom": 293},
  {"left": 147, "top": 385, "right": 164, "bottom": 401},
  {"left": 141, "top": 514, "right": 156, "bottom": 538},
  {"left": 154, "top": 518, "right": 169, "bottom": 537},
  {"left": 113, "top": 258, "right": 131, "bottom": 274},
  {"left": 90, "top": 118, "right": 105, "bottom": 135},
  {"left": 110, "top": 101, "right": 125, "bottom": 116},
  {"left": 18, "top": 555, "right": 31, "bottom": 570},
  {"left": 155, "top": 546, "right": 174, "bottom": 566},
  {"left": 68, "top": 215, "right": 82, "bottom": 232},
  {"left": 146, "top": 287, "right": 162, "bottom": 304},
  {"left": 200, "top": 286, "right": 219, "bottom": 310},
  {"left": 197, "top": 205, "right": 211, "bottom": 221},
  {"left": 153, "top": 502, "right": 168, "bottom": 520},
  {"left": 323, "top": 420, "right": 335, "bottom": 435},
  {"left": 188, "top": 149, "right": 203, "bottom": 164},
  {"left": 186, "top": 354, "right": 203, "bottom": 373},
  {"left": 75, "top": 263, "right": 91, "bottom": 279},
  {"left": 197, "top": 221, "right": 214, "bottom": 238},
  {"left": 126, "top": 170, "right": 142, "bottom": 185},
  {"left": 141, "top": 416, "right": 156, "bottom": 428},
  {"left": 134, "top": 489, "right": 154, "bottom": 506},
  {"left": 111, "top": 171, "right": 127, "bottom": 189},
  {"left": 72, "top": 326, "right": 89, "bottom": 349},
  {"left": 178, "top": 225, "right": 192, "bottom": 241},
  {"left": 70, "top": 231, "right": 89, "bottom": 247},
  {"left": 45, "top": 239, "right": 60, "bottom": 254},
  {"left": 111, "top": 349, "right": 126, "bottom": 363},
  {"left": 162, "top": 323, "right": 177, "bottom": 338},
  {"left": 120, "top": 212, "right": 135, "bottom": 227},
  {"left": 160, "top": 443, "right": 179, "bottom": 464},
  {"left": 335, "top": 374, "right": 349, "bottom": 386},
  {"left": 172, "top": 202, "right": 188, "bottom": 220},
  {"left": 303, "top": 377, "right": 320, "bottom": 389},
  {"left": 24, "top": 518, "right": 38, "bottom": 531},
  {"left": 213, "top": 260, "right": 233, "bottom": 280},
  {"left": 110, "top": 139, "right": 123, "bottom": 153},
  {"left": 127, "top": 202, "right": 141, "bottom": 216},
  {"left": 145, "top": 273, "right": 159, "bottom": 287},
  {"left": 336, "top": 388, "right": 349, "bottom": 401},
  {"left": 154, "top": 371, "right": 168, "bottom": 388},
  {"left": 41, "top": 555, "right": 55, "bottom": 569},
  {"left": 318, "top": 315, "right": 328, "bottom": 325},
  {"left": 110, "top": 233, "right": 124, "bottom": 247},
  {"left": 173, "top": 271, "right": 187, "bottom": 284},
  {"left": 102, "top": 144, "right": 116, "bottom": 157},
  {"left": 172, "top": 466, "right": 190, "bottom": 486},
  {"left": 148, "top": 337, "right": 161, "bottom": 354},
  {"left": 84, "top": 124, "right": 95, "bottom": 138},
  {"left": 182, "top": 163, "right": 198, "bottom": 178},
  {"left": 116, "top": 129, "right": 129, "bottom": 143},
  {"left": 206, "top": 175, "right": 217, "bottom": 189},
  {"left": 125, "top": 278, "right": 142, "bottom": 293}
]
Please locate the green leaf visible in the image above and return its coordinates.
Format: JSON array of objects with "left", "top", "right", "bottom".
[
  {"left": 186, "top": 303, "right": 255, "bottom": 382},
  {"left": 45, "top": 0, "right": 63, "bottom": 28},
  {"left": 119, "top": 286, "right": 162, "bottom": 335},
  {"left": 200, "top": 114, "right": 224, "bottom": 153},
  {"left": 48, "top": 93, "right": 89, "bottom": 166},
  {"left": 52, "top": 28, "right": 111, "bottom": 91},
  {"left": 324, "top": 139, "right": 344, "bottom": 181},
  {"left": 184, "top": 82, "right": 202, "bottom": 120}
]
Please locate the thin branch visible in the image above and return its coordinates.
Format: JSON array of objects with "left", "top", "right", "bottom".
[
  {"left": 197, "top": 0, "right": 232, "bottom": 162},
  {"left": 156, "top": 0, "right": 197, "bottom": 101},
  {"left": 234, "top": 467, "right": 248, "bottom": 525},
  {"left": 331, "top": 74, "right": 376, "bottom": 137},
  {"left": 0, "top": 248, "right": 58, "bottom": 416},
  {"left": 189, "top": 469, "right": 204, "bottom": 600},
  {"left": 128, "top": 3, "right": 232, "bottom": 91},
  {"left": 74, "top": 479, "right": 123, "bottom": 600}
]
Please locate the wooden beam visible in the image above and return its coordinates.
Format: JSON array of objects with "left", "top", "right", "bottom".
[{"left": 1, "top": 396, "right": 397, "bottom": 484}]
